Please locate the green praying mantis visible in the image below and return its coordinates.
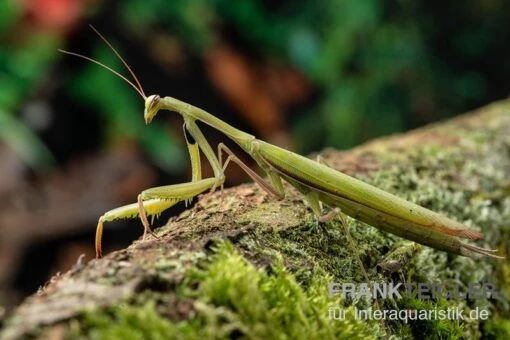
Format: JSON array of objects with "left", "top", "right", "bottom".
[{"left": 60, "top": 28, "right": 502, "bottom": 260}]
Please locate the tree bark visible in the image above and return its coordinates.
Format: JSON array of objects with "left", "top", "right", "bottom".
[{"left": 1, "top": 100, "right": 509, "bottom": 339}]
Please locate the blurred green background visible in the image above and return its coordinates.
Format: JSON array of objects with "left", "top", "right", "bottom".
[{"left": 1, "top": 0, "right": 509, "bottom": 307}]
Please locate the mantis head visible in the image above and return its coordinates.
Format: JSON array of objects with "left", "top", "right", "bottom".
[{"left": 144, "top": 95, "right": 161, "bottom": 124}]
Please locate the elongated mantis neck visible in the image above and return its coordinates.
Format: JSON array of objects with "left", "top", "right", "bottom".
[{"left": 160, "top": 96, "right": 255, "bottom": 149}]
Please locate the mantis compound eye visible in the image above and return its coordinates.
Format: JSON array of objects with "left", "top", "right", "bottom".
[{"left": 144, "top": 94, "right": 161, "bottom": 124}]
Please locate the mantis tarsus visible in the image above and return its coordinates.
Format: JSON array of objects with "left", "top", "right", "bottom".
[{"left": 60, "top": 27, "right": 502, "bottom": 260}]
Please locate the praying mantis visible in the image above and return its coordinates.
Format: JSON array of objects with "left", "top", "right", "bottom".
[{"left": 60, "top": 28, "right": 502, "bottom": 260}]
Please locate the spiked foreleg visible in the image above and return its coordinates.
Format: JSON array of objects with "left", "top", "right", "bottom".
[
  {"left": 136, "top": 177, "right": 220, "bottom": 243},
  {"left": 96, "top": 199, "right": 179, "bottom": 258},
  {"left": 96, "top": 177, "right": 219, "bottom": 258}
]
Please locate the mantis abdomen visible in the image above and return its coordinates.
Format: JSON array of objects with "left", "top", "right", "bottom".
[{"left": 253, "top": 141, "right": 498, "bottom": 258}]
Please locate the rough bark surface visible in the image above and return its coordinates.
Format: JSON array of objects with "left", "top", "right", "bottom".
[{"left": 1, "top": 100, "right": 509, "bottom": 339}]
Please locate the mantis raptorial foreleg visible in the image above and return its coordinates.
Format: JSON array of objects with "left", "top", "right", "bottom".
[
  {"left": 95, "top": 121, "right": 221, "bottom": 258},
  {"left": 183, "top": 123, "right": 202, "bottom": 183},
  {"left": 136, "top": 177, "right": 221, "bottom": 238},
  {"left": 130, "top": 120, "right": 226, "bottom": 255},
  {"left": 95, "top": 178, "right": 220, "bottom": 258},
  {"left": 136, "top": 122, "right": 207, "bottom": 238}
]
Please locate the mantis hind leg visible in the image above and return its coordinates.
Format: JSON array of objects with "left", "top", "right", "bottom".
[{"left": 282, "top": 176, "right": 334, "bottom": 222}]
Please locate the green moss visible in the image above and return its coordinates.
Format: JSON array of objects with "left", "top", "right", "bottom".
[
  {"left": 396, "top": 297, "right": 471, "bottom": 340},
  {"left": 67, "top": 302, "right": 191, "bottom": 340},
  {"left": 69, "top": 242, "right": 378, "bottom": 339},
  {"left": 483, "top": 317, "right": 510, "bottom": 339},
  {"left": 185, "top": 241, "right": 378, "bottom": 339}
]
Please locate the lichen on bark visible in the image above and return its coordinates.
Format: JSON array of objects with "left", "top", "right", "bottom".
[{"left": 1, "top": 100, "right": 509, "bottom": 339}]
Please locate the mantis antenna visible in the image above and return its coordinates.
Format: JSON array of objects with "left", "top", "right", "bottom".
[{"left": 58, "top": 25, "right": 146, "bottom": 99}]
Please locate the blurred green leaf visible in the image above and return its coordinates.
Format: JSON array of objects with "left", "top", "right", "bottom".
[
  {"left": 0, "top": 33, "right": 60, "bottom": 170},
  {"left": 0, "top": 110, "right": 54, "bottom": 171},
  {"left": 0, "top": 0, "right": 22, "bottom": 37},
  {"left": 120, "top": 0, "right": 216, "bottom": 52}
]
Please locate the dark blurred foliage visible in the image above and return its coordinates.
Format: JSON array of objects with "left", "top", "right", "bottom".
[{"left": 0, "top": 0, "right": 509, "bottom": 309}]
